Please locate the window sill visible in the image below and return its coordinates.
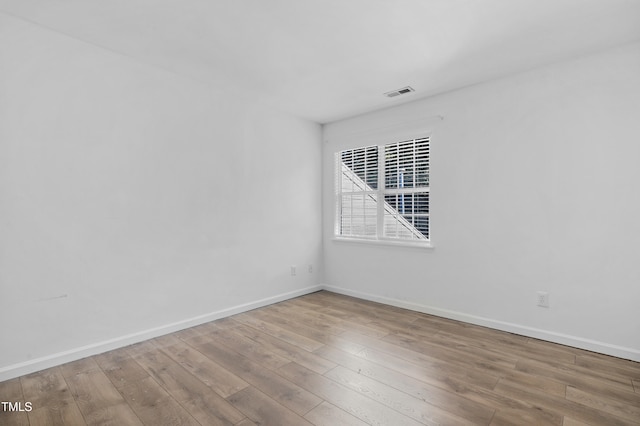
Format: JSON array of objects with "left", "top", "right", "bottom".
[{"left": 332, "top": 237, "right": 434, "bottom": 249}]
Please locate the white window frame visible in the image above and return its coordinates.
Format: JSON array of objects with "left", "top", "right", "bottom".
[{"left": 335, "top": 136, "right": 431, "bottom": 247}]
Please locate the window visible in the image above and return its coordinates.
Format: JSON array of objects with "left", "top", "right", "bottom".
[{"left": 335, "top": 137, "right": 430, "bottom": 244}]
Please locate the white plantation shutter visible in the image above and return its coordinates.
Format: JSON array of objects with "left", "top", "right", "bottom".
[
  {"left": 383, "top": 138, "right": 429, "bottom": 240},
  {"left": 336, "top": 137, "right": 430, "bottom": 243},
  {"left": 335, "top": 146, "right": 378, "bottom": 238}
]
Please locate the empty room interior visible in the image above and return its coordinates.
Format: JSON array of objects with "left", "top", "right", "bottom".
[{"left": 1, "top": 1, "right": 640, "bottom": 425}]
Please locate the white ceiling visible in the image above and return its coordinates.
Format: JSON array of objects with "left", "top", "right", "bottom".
[{"left": 2, "top": 0, "right": 640, "bottom": 123}]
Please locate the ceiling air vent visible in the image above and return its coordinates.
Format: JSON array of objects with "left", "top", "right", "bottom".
[{"left": 384, "top": 86, "right": 415, "bottom": 98}]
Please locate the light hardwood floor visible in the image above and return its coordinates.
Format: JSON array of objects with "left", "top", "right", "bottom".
[{"left": 1, "top": 291, "right": 639, "bottom": 425}]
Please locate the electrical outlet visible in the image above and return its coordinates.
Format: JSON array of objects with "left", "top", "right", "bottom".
[
  {"left": 537, "top": 291, "right": 549, "bottom": 308},
  {"left": 308, "top": 264, "right": 313, "bottom": 273},
  {"left": 291, "top": 265, "right": 296, "bottom": 276}
]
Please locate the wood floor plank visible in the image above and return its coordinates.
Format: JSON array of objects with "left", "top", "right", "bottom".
[
  {"left": 0, "top": 411, "right": 30, "bottom": 426},
  {"left": 276, "top": 300, "right": 390, "bottom": 338},
  {"left": 314, "top": 344, "right": 496, "bottom": 424},
  {"left": 205, "top": 323, "right": 292, "bottom": 370},
  {"left": 324, "top": 365, "right": 486, "bottom": 425},
  {"left": 132, "top": 348, "right": 204, "bottom": 402},
  {"left": 565, "top": 376, "right": 640, "bottom": 408},
  {"left": 494, "top": 378, "right": 636, "bottom": 426},
  {"left": 18, "top": 364, "right": 84, "bottom": 426},
  {"left": 516, "top": 358, "right": 637, "bottom": 398},
  {"left": 227, "top": 386, "right": 314, "bottom": 426},
  {"left": 124, "top": 340, "right": 159, "bottom": 358},
  {"left": 307, "top": 291, "right": 420, "bottom": 317},
  {"left": 575, "top": 350, "right": 640, "bottom": 371},
  {"left": 187, "top": 335, "right": 322, "bottom": 416},
  {"left": 525, "top": 337, "right": 636, "bottom": 365},
  {"left": 411, "top": 317, "right": 551, "bottom": 371},
  {"left": 160, "top": 342, "right": 249, "bottom": 398},
  {"left": 59, "top": 357, "right": 101, "bottom": 377},
  {"left": 496, "top": 369, "right": 566, "bottom": 398},
  {"left": 20, "top": 367, "right": 72, "bottom": 411},
  {"left": 244, "top": 309, "right": 344, "bottom": 344},
  {"left": 265, "top": 303, "right": 355, "bottom": 336},
  {"left": 303, "top": 292, "right": 420, "bottom": 326},
  {"left": 299, "top": 293, "right": 418, "bottom": 327},
  {"left": 0, "top": 377, "right": 25, "bottom": 401},
  {"left": 242, "top": 309, "right": 366, "bottom": 355},
  {"left": 173, "top": 325, "right": 208, "bottom": 341},
  {"left": 354, "top": 344, "right": 500, "bottom": 391},
  {"left": 431, "top": 329, "right": 576, "bottom": 366},
  {"left": 0, "top": 378, "right": 30, "bottom": 426},
  {"left": 231, "top": 312, "right": 324, "bottom": 352},
  {"left": 490, "top": 409, "right": 561, "bottom": 426},
  {"left": 574, "top": 354, "right": 640, "bottom": 381},
  {"left": 565, "top": 385, "right": 640, "bottom": 424},
  {"left": 561, "top": 417, "right": 591, "bottom": 426},
  {"left": 0, "top": 377, "right": 25, "bottom": 402},
  {"left": 278, "top": 361, "right": 424, "bottom": 426},
  {"left": 518, "top": 357, "right": 636, "bottom": 389},
  {"left": 132, "top": 348, "right": 245, "bottom": 425},
  {"left": 415, "top": 316, "right": 532, "bottom": 350},
  {"left": 62, "top": 368, "right": 143, "bottom": 425},
  {"left": 225, "top": 321, "right": 337, "bottom": 374},
  {"left": 518, "top": 341, "right": 577, "bottom": 365},
  {"left": 368, "top": 318, "right": 440, "bottom": 340},
  {"left": 280, "top": 297, "right": 394, "bottom": 337},
  {"left": 633, "top": 379, "right": 639, "bottom": 393},
  {"left": 381, "top": 332, "right": 519, "bottom": 370},
  {"left": 315, "top": 307, "right": 401, "bottom": 337},
  {"left": 292, "top": 297, "right": 404, "bottom": 336},
  {"left": 152, "top": 333, "right": 186, "bottom": 349},
  {"left": 118, "top": 376, "right": 200, "bottom": 426},
  {"left": 447, "top": 378, "right": 562, "bottom": 425},
  {"left": 94, "top": 348, "right": 150, "bottom": 390},
  {"left": 27, "top": 398, "right": 86, "bottom": 426},
  {"left": 304, "top": 401, "right": 369, "bottom": 426},
  {"left": 344, "top": 329, "right": 517, "bottom": 382}
]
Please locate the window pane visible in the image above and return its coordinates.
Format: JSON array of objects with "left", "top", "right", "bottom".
[
  {"left": 414, "top": 192, "right": 429, "bottom": 215},
  {"left": 340, "top": 193, "right": 377, "bottom": 237},
  {"left": 341, "top": 146, "right": 377, "bottom": 190},
  {"left": 385, "top": 138, "right": 429, "bottom": 189},
  {"left": 383, "top": 192, "right": 429, "bottom": 240},
  {"left": 414, "top": 216, "right": 429, "bottom": 240}
]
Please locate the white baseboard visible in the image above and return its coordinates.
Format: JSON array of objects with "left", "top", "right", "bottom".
[
  {"left": 0, "top": 285, "right": 322, "bottom": 382},
  {"left": 322, "top": 284, "right": 640, "bottom": 362}
]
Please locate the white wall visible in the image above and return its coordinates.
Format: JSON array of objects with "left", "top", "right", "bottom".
[
  {"left": 0, "top": 13, "right": 322, "bottom": 379},
  {"left": 323, "top": 42, "right": 640, "bottom": 361}
]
